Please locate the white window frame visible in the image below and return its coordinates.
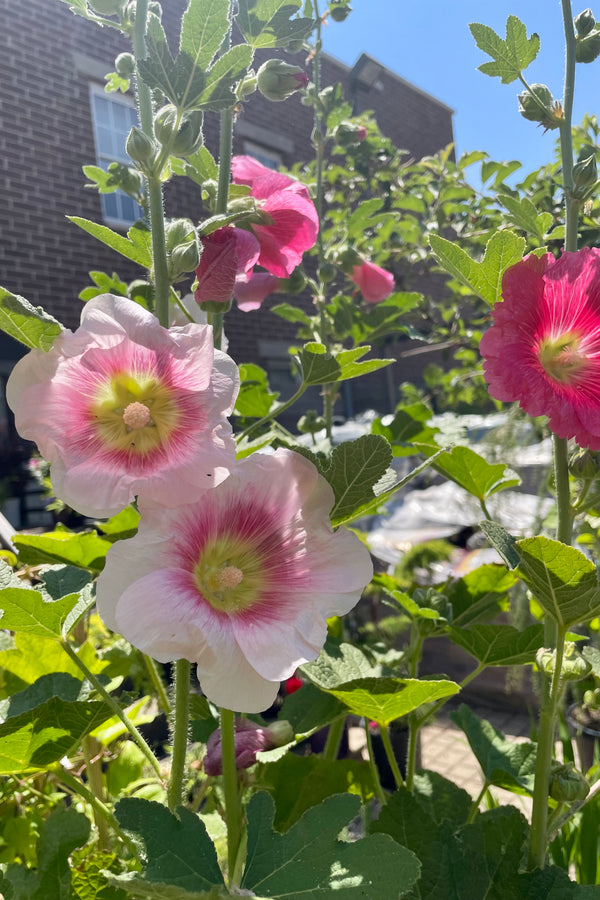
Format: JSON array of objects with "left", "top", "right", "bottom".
[{"left": 88, "top": 83, "right": 144, "bottom": 229}]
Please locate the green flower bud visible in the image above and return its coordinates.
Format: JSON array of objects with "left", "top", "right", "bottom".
[
  {"left": 115, "top": 52, "right": 135, "bottom": 77},
  {"left": 257, "top": 59, "right": 309, "bottom": 101},
  {"left": 238, "top": 74, "right": 258, "bottom": 98},
  {"left": 550, "top": 762, "right": 590, "bottom": 803},
  {"left": 575, "top": 8, "right": 595, "bottom": 37},
  {"left": 569, "top": 447, "right": 600, "bottom": 479},
  {"left": 576, "top": 28, "right": 600, "bottom": 63},
  {"left": 518, "top": 84, "right": 561, "bottom": 131},
  {"left": 329, "top": 2, "right": 352, "bottom": 22},
  {"left": 148, "top": 0, "right": 161, "bottom": 14},
  {"left": 154, "top": 106, "right": 203, "bottom": 157},
  {"left": 572, "top": 153, "right": 598, "bottom": 199},
  {"left": 334, "top": 121, "right": 368, "bottom": 147},
  {"left": 265, "top": 720, "right": 295, "bottom": 746},
  {"left": 165, "top": 218, "right": 196, "bottom": 251},
  {"left": 170, "top": 240, "right": 200, "bottom": 278},
  {"left": 297, "top": 411, "right": 326, "bottom": 434},
  {"left": 537, "top": 643, "right": 592, "bottom": 681},
  {"left": 286, "top": 39, "right": 305, "bottom": 53},
  {"left": 318, "top": 262, "right": 336, "bottom": 283},
  {"left": 279, "top": 267, "right": 307, "bottom": 294},
  {"left": 583, "top": 688, "right": 600, "bottom": 709},
  {"left": 87, "top": 0, "right": 122, "bottom": 14},
  {"left": 126, "top": 126, "right": 157, "bottom": 172}
]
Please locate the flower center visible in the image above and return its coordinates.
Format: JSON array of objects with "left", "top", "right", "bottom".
[
  {"left": 122, "top": 401, "right": 152, "bottom": 430},
  {"left": 538, "top": 332, "right": 587, "bottom": 384},
  {"left": 193, "top": 538, "right": 265, "bottom": 614}
]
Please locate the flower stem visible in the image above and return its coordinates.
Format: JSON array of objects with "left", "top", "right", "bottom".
[
  {"left": 364, "top": 720, "right": 386, "bottom": 806},
  {"left": 220, "top": 707, "right": 243, "bottom": 886},
  {"left": 559, "top": 0, "right": 579, "bottom": 254},
  {"left": 143, "top": 653, "right": 171, "bottom": 716},
  {"left": 380, "top": 724, "right": 404, "bottom": 790},
  {"left": 61, "top": 640, "right": 162, "bottom": 779},
  {"left": 467, "top": 780, "right": 490, "bottom": 824},
  {"left": 322, "top": 716, "right": 346, "bottom": 760},
  {"left": 57, "top": 765, "right": 138, "bottom": 853},
  {"left": 237, "top": 383, "right": 308, "bottom": 441},
  {"left": 82, "top": 736, "right": 110, "bottom": 849},
  {"left": 167, "top": 658, "right": 191, "bottom": 813}
]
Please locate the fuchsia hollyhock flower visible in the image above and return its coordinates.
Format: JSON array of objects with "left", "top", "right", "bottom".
[
  {"left": 96, "top": 448, "right": 373, "bottom": 713},
  {"left": 6, "top": 295, "right": 239, "bottom": 517},
  {"left": 350, "top": 260, "right": 395, "bottom": 304},
  {"left": 194, "top": 226, "right": 260, "bottom": 306},
  {"left": 203, "top": 718, "right": 294, "bottom": 775},
  {"left": 480, "top": 249, "right": 600, "bottom": 450},
  {"left": 231, "top": 156, "right": 318, "bottom": 278},
  {"left": 234, "top": 271, "right": 282, "bottom": 312}
]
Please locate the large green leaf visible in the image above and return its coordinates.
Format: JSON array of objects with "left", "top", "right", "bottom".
[
  {"left": 445, "top": 564, "right": 516, "bottom": 627},
  {"left": 372, "top": 401, "right": 439, "bottom": 457},
  {"left": 241, "top": 792, "right": 420, "bottom": 898},
  {"left": 195, "top": 44, "right": 254, "bottom": 111},
  {"left": 0, "top": 288, "right": 63, "bottom": 350},
  {"left": 179, "top": 0, "right": 231, "bottom": 71},
  {"left": 234, "top": 363, "right": 279, "bottom": 418},
  {"left": 499, "top": 194, "right": 552, "bottom": 240},
  {"left": 325, "top": 434, "right": 393, "bottom": 524},
  {"left": 236, "top": 0, "right": 315, "bottom": 48},
  {"left": 450, "top": 704, "right": 536, "bottom": 794},
  {"left": 68, "top": 217, "right": 151, "bottom": 267},
  {"left": 470, "top": 15, "right": 540, "bottom": 83},
  {"left": 516, "top": 536, "right": 600, "bottom": 628},
  {"left": 428, "top": 445, "right": 520, "bottom": 500},
  {"left": 412, "top": 771, "right": 473, "bottom": 831},
  {"left": 279, "top": 683, "right": 347, "bottom": 736},
  {"left": 429, "top": 230, "right": 525, "bottom": 306},
  {"left": 0, "top": 584, "right": 92, "bottom": 640},
  {"left": 114, "top": 800, "right": 225, "bottom": 893},
  {"left": 301, "top": 642, "right": 379, "bottom": 689},
  {"left": 452, "top": 807, "right": 529, "bottom": 899},
  {"left": 325, "top": 677, "right": 460, "bottom": 726},
  {"left": 447, "top": 623, "right": 544, "bottom": 667},
  {"left": 13, "top": 530, "right": 112, "bottom": 573},
  {"left": 104, "top": 879, "right": 230, "bottom": 900},
  {"left": 0, "top": 632, "right": 107, "bottom": 688},
  {"left": 299, "top": 342, "right": 391, "bottom": 386}
]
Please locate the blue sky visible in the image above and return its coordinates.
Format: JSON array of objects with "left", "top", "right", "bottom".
[{"left": 322, "top": 0, "right": 600, "bottom": 179}]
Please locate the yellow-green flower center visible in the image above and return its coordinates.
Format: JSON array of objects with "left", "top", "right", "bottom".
[
  {"left": 194, "top": 537, "right": 266, "bottom": 613},
  {"left": 538, "top": 332, "right": 586, "bottom": 384},
  {"left": 90, "top": 372, "right": 179, "bottom": 455}
]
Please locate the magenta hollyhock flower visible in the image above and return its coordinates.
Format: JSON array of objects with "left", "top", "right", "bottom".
[
  {"left": 96, "top": 448, "right": 373, "bottom": 713},
  {"left": 6, "top": 295, "right": 239, "bottom": 517},
  {"left": 480, "top": 250, "right": 600, "bottom": 449},
  {"left": 231, "top": 156, "right": 318, "bottom": 278},
  {"left": 194, "top": 226, "right": 259, "bottom": 306},
  {"left": 351, "top": 260, "right": 395, "bottom": 304},
  {"left": 234, "top": 271, "right": 282, "bottom": 312}
]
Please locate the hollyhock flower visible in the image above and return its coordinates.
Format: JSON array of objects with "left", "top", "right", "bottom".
[
  {"left": 234, "top": 271, "right": 282, "bottom": 312},
  {"left": 351, "top": 260, "right": 395, "bottom": 304},
  {"left": 203, "top": 718, "right": 294, "bottom": 775},
  {"left": 96, "top": 448, "right": 373, "bottom": 713},
  {"left": 231, "top": 155, "right": 318, "bottom": 278},
  {"left": 194, "top": 226, "right": 259, "bottom": 306},
  {"left": 6, "top": 294, "right": 239, "bottom": 517},
  {"left": 480, "top": 249, "right": 600, "bottom": 449}
]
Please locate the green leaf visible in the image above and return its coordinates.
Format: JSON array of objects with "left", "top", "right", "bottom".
[
  {"left": 446, "top": 564, "right": 517, "bottom": 627},
  {"left": 179, "top": 0, "right": 231, "bottom": 72},
  {"left": 516, "top": 536, "right": 600, "bottom": 628},
  {"left": 470, "top": 15, "right": 540, "bottom": 83},
  {"left": 447, "top": 623, "right": 545, "bottom": 666},
  {"left": 114, "top": 799, "right": 225, "bottom": 893},
  {"left": 452, "top": 807, "right": 529, "bottom": 898},
  {"left": 234, "top": 363, "right": 279, "bottom": 418},
  {"left": 257, "top": 754, "right": 375, "bottom": 831},
  {"left": 325, "top": 677, "right": 460, "bottom": 726},
  {"left": 13, "top": 530, "right": 112, "bottom": 573},
  {"left": 271, "top": 303, "right": 313, "bottom": 325},
  {"left": 95, "top": 505, "right": 140, "bottom": 543},
  {"left": 236, "top": 0, "right": 315, "bottom": 48},
  {"left": 39, "top": 565, "right": 92, "bottom": 600},
  {"left": 68, "top": 217, "right": 151, "bottom": 267},
  {"left": 427, "top": 445, "right": 520, "bottom": 501},
  {"left": 104, "top": 878, "right": 230, "bottom": 900},
  {"left": 241, "top": 792, "right": 421, "bottom": 898},
  {"left": 429, "top": 230, "right": 525, "bottom": 306},
  {"left": 412, "top": 770, "right": 473, "bottom": 830},
  {"left": 299, "top": 343, "right": 391, "bottom": 385},
  {"left": 0, "top": 287, "right": 63, "bottom": 350},
  {"left": 301, "top": 642, "right": 379, "bottom": 689},
  {"left": 196, "top": 44, "right": 254, "bottom": 111},
  {"left": 499, "top": 194, "right": 553, "bottom": 240},
  {"left": 0, "top": 672, "right": 92, "bottom": 720},
  {"left": 324, "top": 434, "right": 393, "bottom": 524},
  {"left": 480, "top": 521, "right": 521, "bottom": 569},
  {"left": 450, "top": 703, "right": 537, "bottom": 793},
  {"left": 372, "top": 401, "right": 439, "bottom": 457},
  {"left": 0, "top": 633, "right": 106, "bottom": 687},
  {"left": 0, "top": 585, "right": 90, "bottom": 639},
  {"left": 279, "top": 682, "right": 347, "bottom": 736}
]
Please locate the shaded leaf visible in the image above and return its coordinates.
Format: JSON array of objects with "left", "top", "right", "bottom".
[
  {"left": 234, "top": 363, "right": 279, "bottom": 418},
  {"left": 179, "top": 0, "right": 231, "bottom": 71},
  {"left": 279, "top": 683, "right": 347, "bottom": 736},
  {"left": 499, "top": 194, "right": 553, "bottom": 240},
  {"left": 301, "top": 642, "right": 379, "bottom": 689},
  {"left": 324, "top": 434, "right": 393, "bottom": 524},
  {"left": 447, "top": 623, "right": 544, "bottom": 666},
  {"left": 446, "top": 564, "right": 516, "bottom": 627},
  {"left": 372, "top": 401, "right": 439, "bottom": 457},
  {"left": 480, "top": 521, "right": 520, "bottom": 569}
]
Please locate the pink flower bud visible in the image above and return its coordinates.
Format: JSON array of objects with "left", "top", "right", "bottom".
[
  {"left": 203, "top": 718, "right": 293, "bottom": 775},
  {"left": 194, "top": 227, "right": 260, "bottom": 310},
  {"left": 350, "top": 260, "right": 395, "bottom": 304}
]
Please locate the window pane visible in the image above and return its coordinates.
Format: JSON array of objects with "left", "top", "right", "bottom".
[
  {"left": 102, "top": 192, "right": 119, "bottom": 219},
  {"left": 96, "top": 125, "right": 115, "bottom": 157},
  {"left": 93, "top": 95, "right": 111, "bottom": 126},
  {"left": 120, "top": 193, "right": 136, "bottom": 222},
  {"left": 90, "top": 87, "right": 141, "bottom": 225}
]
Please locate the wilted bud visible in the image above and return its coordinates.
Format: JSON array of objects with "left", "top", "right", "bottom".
[
  {"left": 88, "top": 0, "right": 122, "bottom": 14},
  {"left": 257, "top": 59, "right": 309, "bottom": 101},
  {"left": 518, "top": 84, "right": 560, "bottom": 131},
  {"left": 329, "top": 1, "right": 352, "bottom": 22},
  {"left": 126, "top": 126, "right": 157, "bottom": 172},
  {"left": 115, "top": 52, "right": 135, "bottom": 77},
  {"left": 572, "top": 153, "right": 598, "bottom": 199},
  {"left": 334, "top": 121, "right": 368, "bottom": 147},
  {"left": 297, "top": 410, "right": 326, "bottom": 434},
  {"left": 550, "top": 762, "right": 590, "bottom": 803},
  {"left": 576, "top": 27, "right": 600, "bottom": 62},
  {"left": 569, "top": 447, "right": 600, "bottom": 480},
  {"left": 537, "top": 643, "right": 592, "bottom": 681},
  {"left": 575, "top": 8, "right": 596, "bottom": 37},
  {"left": 154, "top": 105, "right": 203, "bottom": 157}
]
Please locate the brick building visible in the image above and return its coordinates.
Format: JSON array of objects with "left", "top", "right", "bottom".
[{"left": 0, "top": 0, "right": 454, "bottom": 487}]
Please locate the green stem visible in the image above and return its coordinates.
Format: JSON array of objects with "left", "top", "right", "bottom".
[
  {"left": 57, "top": 766, "right": 138, "bottom": 853},
  {"left": 237, "top": 383, "right": 308, "bottom": 442},
  {"left": 405, "top": 719, "right": 419, "bottom": 791},
  {"left": 467, "top": 780, "right": 490, "bottom": 824},
  {"left": 364, "top": 720, "right": 386, "bottom": 806},
  {"left": 528, "top": 626, "right": 567, "bottom": 870},
  {"left": 380, "top": 724, "right": 404, "bottom": 790},
  {"left": 167, "top": 659, "right": 191, "bottom": 813},
  {"left": 61, "top": 640, "right": 162, "bottom": 779},
  {"left": 559, "top": 0, "right": 579, "bottom": 254},
  {"left": 480, "top": 498, "right": 492, "bottom": 521},
  {"left": 553, "top": 435, "right": 573, "bottom": 545},
  {"left": 130, "top": 0, "right": 154, "bottom": 138},
  {"left": 323, "top": 382, "right": 334, "bottom": 443},
  {"left": 82, "top": 736, "right": 110, "bottom": 849},
  {"left": 143, "top": 653, "right": 171, "bottom": 716},
  {"left": 312, "top": 0, "right": 325, "bottom": 262},
  {"left": 220, "top": 707, "right": 243, "bottom": 887},
  {"left": 323, "top": 716, "right": 346, "bottom": 760}
]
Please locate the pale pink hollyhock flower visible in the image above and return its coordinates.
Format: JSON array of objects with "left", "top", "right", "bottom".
[
  {"left": 96, "top": 448, "right": 373, "bottom": 713},
  {"left": 231, "top": 155, "right": 318, "bottom": 278},
  {"left": 351, "top": 260, "right": 395, "bottom": 304},
  {"left": 234, "top": 271, "right": 281, "bottom": 312},
  {"left": 194, "top": 226, "right": 260, "bottom": 306},
  {"left": 6, "top": 294, "right": 239, "bottom": 518},
  {"left": 203, "top": 718, "right": 293, "bottom": 775},
  {"left": 480, "top": 249, "right": 600, "bottom": 450}
]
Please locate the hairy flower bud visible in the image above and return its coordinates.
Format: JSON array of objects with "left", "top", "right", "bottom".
[
  {"left": 204, "top": 718, "right": 295, "bottom": 775},
  {"left": 536, "top": 643, "right": 592, "bottom": 681},
  {"left": 550, "top": 762, "right": 590, "bottom": 803},
  {"left": 569, "top": 447, "right": 600, "bottom": 480},
  {"left": 572, "top": 153, "right": 598, "bottom": 200},
  {"left": 257, "top": 59, "right": 309, "bottom": 101},
  {"left": 575, "top": 8, "right": 596, "bottom": 37},
  {"left": 518, "top": 84, "right": 560, "bottom": 131},
  {"left": 297, "top": 410, "right": 326, "bottom": 434},
  {"left": 329, "top": 1, "right": 352, "bottom": 21},
  {"left": 334, "top": 121, "right": 368, "bottom": 146},
  {"left": 576, "top": 27, "right": 600, "bottom": 63},
  {"left": 126, "top": 126, "right": 157, "bottom": 173},
  {"left": 115, "top": 52, "right": 135, "bottom": 77},
  {"left": 154, "top": 105, "right": 203, "bottom": 157}
]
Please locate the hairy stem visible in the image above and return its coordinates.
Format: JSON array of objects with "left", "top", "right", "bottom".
[
  {"left": 380, "top": 724, "right": 404, "bottom": 790},
  {"left": 220, "top": 707, "right": 244, "bottom": 886},
  {"left": 167, "top": 659, "right": 191, "bottom": 813},
  {"left": 143, "top": 653, "right": 171, "bottom": 716},
  {"left": 322, "top": 716, "right": 346, "bottom": 761},
  {"left": 364, "top": 720, "right": 386, "bottom": 806}
]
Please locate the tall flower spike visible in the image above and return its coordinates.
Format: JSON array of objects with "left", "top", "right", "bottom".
[
  {"left": 480, "top": 249, "right": 600, "bottom": 449},
  {"left": 96, "top": 448, "right": 373, "bottom": 713},
  {"left": 7, "top": 294, "right": 239, "bottom": 517}
]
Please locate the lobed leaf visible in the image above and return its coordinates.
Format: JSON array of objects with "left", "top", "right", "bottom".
[
  {"left": 0, "top": 288, "right": 63, "bottom": 351},
  {"left": 470, "top": 15, "right": 540, "bottom": 84},
  {"left": 447, "top": 623, "right": 545, "bottom": 667},
  {"left": 236, "top": 0, "right": 315, "bottom": 48},
  {"left": 429, "top": 230, "right": 525, "bottom": 306},
  {"left": 427, "top": 445, "right": 520, "bottom": 501}
]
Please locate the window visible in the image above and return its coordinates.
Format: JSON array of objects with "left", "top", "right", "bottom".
[
  {"left": 243, "top": 140, "right": 282, "bottom": 170},
  {"left": 89, "top": 84, "right": 143, "bottom": 227}
]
